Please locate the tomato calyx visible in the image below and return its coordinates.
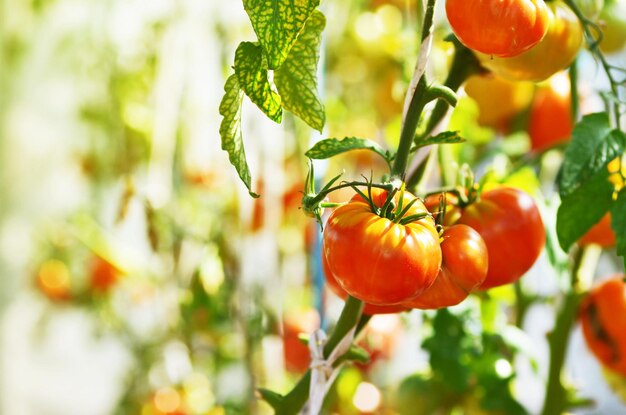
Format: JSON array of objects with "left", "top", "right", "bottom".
[{"left": 352, "top": 182, "right": 432, "bottom": 225}]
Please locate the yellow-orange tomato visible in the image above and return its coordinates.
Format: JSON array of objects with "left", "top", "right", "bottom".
[
  {"left": 579, "top": 213, "right": 616, "bottom": 248},
  {"left": 464, "top": 74, "right": 535, "bottom": 130},
  {"left": 445, "top": 0, "right": 550, "bottom": 57},
  {"left": 528, "top": 75, "right": 573, "bottom": 152},
  {"left": 403, "top": 224, "right": 488, "bottom": 309},
  {"left": 477, "top": 2, "right": 583, "bottom": 82},
  {"left": 580, "top": 276, "right": 626, "bottom": 376},
  {"left": 36, "top": 259, "right": 72, "bottom": 302}
]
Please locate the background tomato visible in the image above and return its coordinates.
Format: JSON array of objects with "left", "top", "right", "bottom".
[
  {"left": 322, "top": 248, "right": 408, "bottom": 314},
  {"left": 579, "top": 212, "right": 616, "bottom": 247},
  {"left": 599, "top": 0, "right": 626, "bottom": 53},
  {"left": 323, "top": 188, "right": 441, "bottom": 305},
  {"left": 528, "top": 74, "right": 573, "bottom": 152},
  {"left": 580, "top": 276, "right": 626, "bottom": 376},
  {"left": 453, "top": 187, "right": 545, "bottom": 289},
  {"left": 476, "top": 2, "right": 582, "bottom": 82},
  {"left": 36, "top": 259, "right": 72, "bottom": 302},
  {"left": 464, "top": 74, "right": 535, "bottom": 130},
  {"left": 445, "top": 0, "right": 550, "bottom": 57},
  {"left": 403, "top": 224, "right": 488, "bottom": 309},
  {"left": 283, "top": 309, "right": 320, "bottom": 373},
  {"left": 89, "top": 255, "right": 122, "bottom": 293}
]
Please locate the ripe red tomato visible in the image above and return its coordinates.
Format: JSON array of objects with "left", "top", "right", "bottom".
[
  {"left": 580, "top": 276, "right": 626, "bottom": 376},
  {"left": 403, "top": 224, "right": 488, "bottom": 309},
  {"left": 283, "top": 309, "right": 320, "bottom": 373},
  {"left": 89, "top": 255, "right": 122, "bottom": 293},
  {"left": 528, "top": 74, "right": 573, "bottom": 152},
  {"left": 464, "top": 74, "right": 535, "bottom": 130},
  {"left": 321, "top": 247, "right": 408, "bottom": 314},
  {"left": 579, "top": 213, "right": 616, "bottom": 248},
  {"left": 323, "top": 188, "right": 441, "bottom": 305},
  {"left": 440, "top": 187, "right": 545, "bottom": 289},
  {"left": 445, "top": 0, "right": 550, "bottom": 57},
  {"left": 476, "top": 2, "right": 583, "bottom": 82}
]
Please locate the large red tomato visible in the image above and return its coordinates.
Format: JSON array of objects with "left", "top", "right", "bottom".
[
  {"left": 528, "top": 74, "right": 573, "bottom": 152},
  {"left": 579, "top": 213, "right": 616, "bottom": 248},
  {"left": 321, "top": 247, "right": 408, "bottom": 314},
  {"left": 476, "top": 2, "right": 582, "bottom": 82},
  {"left": 440, "top": 188, "right": 545, "bottom": 289},
  {"left": 323, "top": 188, "right": 441, "bottom": 305},
  {"left": 580, "top": 276, "right": 626, "bottom": 376},
  {"left": 445, "top": 0, "right": 550, "bottom": 57},
  {"left": 403, "top": 224, "right": 488, "bottom": 309}
]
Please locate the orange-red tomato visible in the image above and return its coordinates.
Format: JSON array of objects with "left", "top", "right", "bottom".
[
  {"left": 477, "top": 1, "right": 583, "bottom": 82},
  {"left": 89, "top": 256, "right": 122, "bottom": 293},
  {"left": 579, "top": 213, "right": 616, "bottom": 248},
  {"left": 321, "top": 247, "right": 408, "bottom": 315},
  {"left": 283, "top": 309, "right": 320, "bottom": 373},
  {"left": 528, "top": 75, "right": 573, "bottom": 152},
  {"left": 464, "top": 74, "right": 535, "bottom": 130},
  {"left": 580, "top": 276, "right": 626, "bottom": 376},
  {"left": 437, "top": 188, "right": 545, "bottom": 289},
  {"left": 403, "top": 224, "right": 488, "bottom": 309},
  {"left": 323, "top": 188, "right": 441, "bottom": 305},
  {"left": 445, "top": 0, "right": 550, "bottom": 57}
]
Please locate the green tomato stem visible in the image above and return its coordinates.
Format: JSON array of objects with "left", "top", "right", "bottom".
[
  {"left": 540, "top": 246, "right": 598, "bottom": 415},
  {"left": 569, "top": 56, "right": 580, "bottom": 121},
  {"left": 391, "top": 0, "right": 437, "bottom": 179}
]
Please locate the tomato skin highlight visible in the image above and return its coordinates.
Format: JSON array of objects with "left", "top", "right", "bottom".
[
  {"left": 445, "top": 0, "right": 550, "bottom": 58},
  {"left": 322, "top": 247, "right": 408, "bottom": 314},
  {"left": 403, "top": 224, "right": 488, "bottom": 309},
  {"left": 579, "top": 213, "right": 616, "bottom": 248},
  {"left": 477, "top": 2, "right": 583, "bottom": 82},
  {"left": 580, "top": 276, "right": 626, "bottom": 376},
  {"left": 455, "top": 188, "right": 545, "bottom": 289},
  {"left": 323, "top": 188, "right": 441, "bottom": 305}
]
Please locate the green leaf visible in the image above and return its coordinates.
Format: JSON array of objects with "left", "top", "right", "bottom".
[
  {"left": 305, "top": 137, "right": 391, "bottom": 165},
  {"left": 556, "top": 170, "right": 614, "bottom": 251},
  {"left": 558, "top": 113, "right": 625, "bottom": 197},
  {"left": 234, "top": 42, "right": 283, "bottom": 123},
  {"left": 274, "top": 10, "right": 326, "bottom": 132},
  {"left": 242, "top": 0, "right": 320, "bottom": 69},
  {"left": 611, "top": 190, "right": 626, "bottom": 263},
  {"left": 219, "top": 75, "right": 259, "bottom": 198},
  {"left": 415, "top": 131, "right": 464, "bottom": 149}
]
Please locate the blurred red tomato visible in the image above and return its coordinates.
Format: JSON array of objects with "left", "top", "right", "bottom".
[
  {"left": 89, "top": 255, "right": 123, "bottom": 293},
  {"left": 528, "top": 74, "right": 573, "bottom": 152},
  {"left": 579, "top": 213, "right": 616, "bottom": 248},
  {"left": 283, "top": 309, "right": 320, "bottom": 373}
]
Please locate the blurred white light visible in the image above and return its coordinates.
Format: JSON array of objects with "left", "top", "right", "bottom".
[
  {"left": 353, "top": 382, "right": 382, "bottom": 412},
  {"left": 495, "top": 358, "right": 513, "bottom": 378}
]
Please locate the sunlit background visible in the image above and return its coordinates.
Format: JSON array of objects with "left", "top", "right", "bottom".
[{"left": 1, "top": 0, "right": 626, "bottom": 414}]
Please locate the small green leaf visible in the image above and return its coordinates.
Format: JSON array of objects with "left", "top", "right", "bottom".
[
  {"left": 234, "top": 42, "right": 282, "bottom": 123},
  {"left": 559, "top": 113, "right": 625, "bottom": 197},
  {"left": 275, "top": 10, "right": 326, "bottom": 132},
  {"left": 258, "top": 388, "right": 284, "bottom": 411},
  {"left": 556, "top": 170, "right": 614, "bottom": 251},
  {"left": 415, "top": 131, "right": 464, "bottom": 148},
  {"left": 219, "top": 75, "right": 259, "bottom": 198},
  {"left": 305, "top": 137, "right": 391, "bottom": 165},
  {"left": 611, "top": 190, "right": 626, "bottom": 262},
  {"left": 243, "top": 0, "right": 320, "bottom": 69}
]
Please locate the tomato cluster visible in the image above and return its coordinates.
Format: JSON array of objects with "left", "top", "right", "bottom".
[
  {"left": 322, "top": 186, "right": 545, "bottom": 312},
  {"left": 580, "top": 276, "right": 626, "bottom": 376}
]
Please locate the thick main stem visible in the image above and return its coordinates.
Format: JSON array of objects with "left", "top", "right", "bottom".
[{"left": 391, "top": 0, "right": 437, "bottom": 179}]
